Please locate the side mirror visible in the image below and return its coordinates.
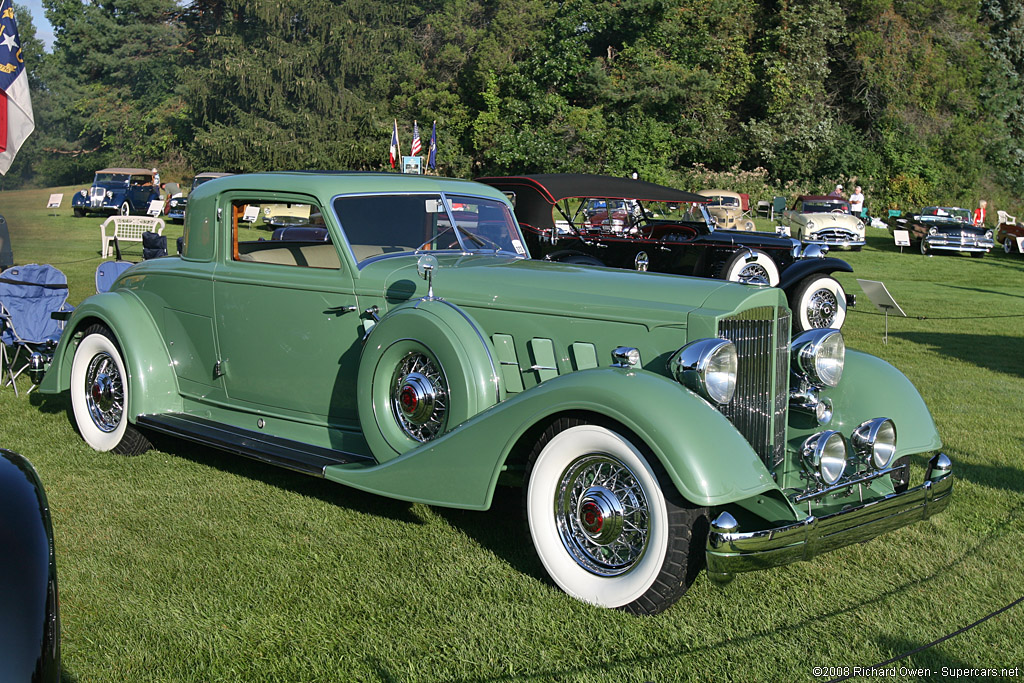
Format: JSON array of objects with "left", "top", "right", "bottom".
[{"left": 417, "top": 254, "right": 438, "bottom": 298}]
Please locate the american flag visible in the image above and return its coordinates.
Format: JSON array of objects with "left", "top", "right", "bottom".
[
  {"left": 0, "top": 0, "right": 35, "bottom": 174},
  {"left": 410, "top": 120, "right": 421, "bottom": 157}
]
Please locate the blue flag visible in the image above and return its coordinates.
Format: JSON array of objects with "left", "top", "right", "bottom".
[{"left": 427, "top": 121, "right": 437, "bottom": 170}]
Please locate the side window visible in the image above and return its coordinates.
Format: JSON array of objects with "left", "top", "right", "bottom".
[{"left": 231, "top": 198, "right": 340, "bottom": 269}]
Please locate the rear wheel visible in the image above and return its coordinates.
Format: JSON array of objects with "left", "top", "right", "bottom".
[
  {"left": 70, "top": 324, "right": 151, "bottom": 455},
  {"left": 1005, "top": 239, "right": 1017, "bottom": 254},
  {"left": 790, "top": 274, "right": 847, "bottom": 332},
  {"left": 524, "top": 418, "right": 707, "bottom": 615}
]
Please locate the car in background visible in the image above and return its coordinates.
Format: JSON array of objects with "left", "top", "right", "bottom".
[
  {"left": 779, "top": 196, "right": 866, "bottom": 250},
  {"left": 995, "top": 215, "right": 1024, "bottom": 254},
  {"left": 0, "top": 448, "right": 61, "bottom": 682},
  {"left": 165, "top": 172, "right": 233, "bottom": 223},
  {"left": 888, "top": 206, "right": 994, "bottom": 257},
  {"left": 72, "top": 167, "right": 161, "bottom": 217},
  {"left": 478, "top": 174, "right": 854, "bottom": 332},
  {"left": 697, "top": 189, "right": 755, "bottom": 231},
  {"left": 37, "top": 171, "right": 952, "bottom": 615}
]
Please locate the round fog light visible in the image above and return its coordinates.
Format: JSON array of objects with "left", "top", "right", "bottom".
[
  {"left": 802, "top": 431, "right": 847, "bottom": 485},
  {"left": 852, "top": 418, "right": 897, "bottom": 470}
]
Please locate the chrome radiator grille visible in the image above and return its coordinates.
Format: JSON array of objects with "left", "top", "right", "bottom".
[{"left": 716, "top": 306, "right": 790, "bottom": 469}]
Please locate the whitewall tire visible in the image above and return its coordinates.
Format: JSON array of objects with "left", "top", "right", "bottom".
[
  {"left": 70, "top": 325, "right": 150, "bottom": 455},
  {"left": 790, "top": 275, "right": 847, "bottom": 332},
  {"left": 525, "top": 419, "right": 706, "bottom": 614}
]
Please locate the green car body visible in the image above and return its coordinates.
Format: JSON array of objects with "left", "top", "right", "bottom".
[{"left": 38, "top": 172, "right": 951, "bottom": 614}]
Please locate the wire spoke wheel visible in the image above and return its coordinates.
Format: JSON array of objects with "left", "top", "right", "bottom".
[
  {"left": 556, "top": 455, "right": 650, "bottom": 576},
  {"left": 84, "top": 352, "right": 125, "bottom": 433},
  {"left": 389, "top": 351, "right": 448, "bottom": 442}
]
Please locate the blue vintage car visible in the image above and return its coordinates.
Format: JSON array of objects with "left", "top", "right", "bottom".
[{"left": 71, "top": 167, "right": 161, "bottom": 217}]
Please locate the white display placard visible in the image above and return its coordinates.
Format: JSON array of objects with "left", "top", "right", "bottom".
[
  {"left": 47, "top": 193, "right": 63, "bottom": 208},
  {"left": 242, "top": 205, "right": 261, "bottom": 223},
  {"left": 893, "top": 229, "right": 911, "bottom": 247},
  {"left": 147, "top": 200, "right": 164, "bottom": 217}
]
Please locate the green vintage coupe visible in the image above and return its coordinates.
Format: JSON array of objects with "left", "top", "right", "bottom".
[{"left": 37, "top": 172, "right": 952, "bottom": 615}]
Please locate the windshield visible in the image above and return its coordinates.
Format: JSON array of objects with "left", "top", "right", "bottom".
[
  {"left": 922, "top": 207, "right": 972, "bottom": 222},
  {"left": 94, "top": 173, "right": 131, "bottom": 185},
  {"left": 704, "top": 195, "right": 740, "bottom": 207},
  {"left": 553, "top": 197, "right": 710, "bottom": 234},
  {"left": 333, "top": 193, "right": 525, "bottom": 265},
  {"left": 801, "top": 199, "right": 850, "bottom": 213}
]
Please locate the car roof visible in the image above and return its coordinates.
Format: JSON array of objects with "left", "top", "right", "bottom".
[
  {"left": 477, "top": 174, "right": 707, "bottom": 204},
  {"left": 697, "top": 189, "right": 742, "bottom": 198},
  {"left": 97, "top": 167, "right": 154, "bottom": 175},
  {"left": 799, "top": 195, "right": 847, "bottom": 201},
  {"left": 195, "top": 172, "right": 233, "bottom": 179}
]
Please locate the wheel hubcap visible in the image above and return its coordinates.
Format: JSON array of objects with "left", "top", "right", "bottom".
[
  {"left": 390, "top": 352, "right": 447, "bottom": 442},
  {"left": 738, "top": 263, "right": 771, "bottom": 285},
  {"left": 556, "top": 455, "right": 649, "bottom": 576},
  {"left": 85, "top": 352, "right": 123, "bottom": 433},
  {"left": 806, "top": 288, "right": 838, "bottom": 327}
]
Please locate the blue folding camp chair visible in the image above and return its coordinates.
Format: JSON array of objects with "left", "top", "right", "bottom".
[
  {"left": 0, "top": 264, "right": 75, "bottom": 395},
  {"left": 95, "top": 260, "right": 135, "bottom": 293}
]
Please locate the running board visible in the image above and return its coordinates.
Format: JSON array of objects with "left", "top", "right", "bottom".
[{"left": 136, "top": 413, "right": 375, "bottom": 477}]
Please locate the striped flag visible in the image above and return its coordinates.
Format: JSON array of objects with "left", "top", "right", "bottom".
[
  {"left": 389, "top": 119, "right": 400, "bottom": 168},
  {"left": 410, "top": 120, "right": 421, "bottom": 157},
  {"left": 0, "top": 0, "right": 34, "bottom": 175}
]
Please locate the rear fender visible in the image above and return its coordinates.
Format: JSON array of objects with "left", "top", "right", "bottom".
[
  {"left": 327, "top": 367, "right": 776, "bottom": 510},
  {"left": 38, "top": 292, "right": 181, "bottom": 418},
  {"left": 778, "top": 257, "right": 852, "bottom": 292}
]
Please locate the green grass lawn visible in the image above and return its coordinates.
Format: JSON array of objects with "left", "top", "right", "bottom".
[{"left": 2, "top": 186, "right": 1023, "bottom": 682}]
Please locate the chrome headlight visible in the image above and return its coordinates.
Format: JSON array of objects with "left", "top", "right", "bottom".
[
  {"left": 611, "top": 346, "right": 640, "bottom": 368},
  {"left": 105, "top": 190, "right": 113, "bottom": 199},
  {"left": 79, "top": 189, "right": 87, "bottom": 197},
  {"left": 791, "top": 329, "right": 845, "bottom": 388},
  {"left": 802, "top": 431, "right": 847, "bottom": 485},
  {"left": 985, "top": 230, "right": 994, "bottom": 239},
  {"left": 928, "top": 227, "right": 938, "bottom": 235},
  {"left": 852, "top": 418, "right": 897, "bottom": 469},
  {"left": 668, "top": 338, "right": 738, "bottom": 405}
]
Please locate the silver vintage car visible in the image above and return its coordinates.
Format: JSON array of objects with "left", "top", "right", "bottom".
[{"left": 779, "top": 196, "right": 866, "bottom": 250}]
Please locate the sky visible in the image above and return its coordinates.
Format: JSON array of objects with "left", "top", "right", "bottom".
[{"left": 16, "top": 0, "right": 54, "bottom": 51}]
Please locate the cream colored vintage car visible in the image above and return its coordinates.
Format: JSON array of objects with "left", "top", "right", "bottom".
[
  {"left": 697, "top": 189, "right": 755, "bottom": 231},
  {"left": 779, "top": 195, "right": 866, "bottom": 250}
]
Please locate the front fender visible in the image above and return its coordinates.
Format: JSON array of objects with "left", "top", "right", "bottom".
[
  {"left": 70, "top": 191, "right": 87, "bottom": 207},
  {"left": 326, "top": 367, "right": 776, "bottom": 510},
  {"left": 38, "top": 291, "right": 182, "bottom": 418},
  {"left": 777, "top": 257, "right": 852, "bottom": 292}
]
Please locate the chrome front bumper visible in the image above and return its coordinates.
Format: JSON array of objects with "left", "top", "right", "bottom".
[
  {"left": 923, "top": 235, "right": 994, "bottom": 252},
  {"left": 804, "top": 237, "right": 866, "bottom": 249},
  {"left": 706, "top": 453, "right": 952, "bottom": 584}
]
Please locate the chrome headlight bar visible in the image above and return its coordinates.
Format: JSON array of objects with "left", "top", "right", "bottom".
[
  {"left": 667, "top": 338, "right": 738, "bottom": 405},
  {"left": 801, "top": 430, "right": 847, "bottom": 485},
  {"left": 851, "top": 417, "right": 897, "bottom": 470}
]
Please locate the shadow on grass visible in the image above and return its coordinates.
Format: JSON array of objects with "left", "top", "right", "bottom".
[
  {"left": 890, "top": 331, "right": 1024, "bottom": 378},
  {"left": 438, "top": 499, "right": 1024, "bottom": 683},
  {"left": 938, "top": 282, "right": 1024, "bottom": 300},
  {"left": 943, "top": 448, "right": 1024, "bottom": 494},
  {"left": 29, "top": 392, "right": 421, "bottom": 524}
]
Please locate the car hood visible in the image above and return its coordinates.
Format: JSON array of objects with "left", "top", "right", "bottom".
[
  {"left": 918, "top": 220, "right": 987, "bottom": 235},
  {"left": 801, "top": 213, "right": 864, "bottom": 233},
  {"left": 358, "top": 253, "right": 780, "bottom": 328}
]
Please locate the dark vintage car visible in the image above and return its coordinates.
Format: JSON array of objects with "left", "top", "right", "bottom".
[
  {"left": 0, "top": 448, "right": 61, "bottom": 682},
  {"left": 165, "top": 172, "right": 233, "bottom": 223},
  {"left": 477, "top": 174, "right": 854, "bottom": 332},
  {"left": 888, "top": 206, "right": 994, "bottom": 257},
  {"left": 71, "top": 167, "right": 161, "bottom": 217}
]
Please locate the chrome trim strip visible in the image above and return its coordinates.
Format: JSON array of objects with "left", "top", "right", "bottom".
[{"left": 792, "top": 462, "right": 906, "bottom": 503}]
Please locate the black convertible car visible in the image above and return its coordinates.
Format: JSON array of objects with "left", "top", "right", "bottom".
[
  {"left": 887, "top": 206, "right": 995, "bottom": 257},
  {"left": 477, "top": 174, "right": 854, "bottom": 331}
]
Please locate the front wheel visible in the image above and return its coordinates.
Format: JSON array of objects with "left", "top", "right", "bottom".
[
  {"left": 70, "top": 324, "right": 151, "bottom": 455},
  {"left": 73, "top": 207, "right": 85, "bottom": 218},
  {"left": 920, "top": 238, "right": 931, "bottom": 256},
  {"left": 119, "top": 201, "right": 131, "bottom": 216},
  {"left": 524, "top": 419, "right": 707, "bottom": 615},
  {"left": 790, "top": 274, "right": 848, "bottom": 332}
]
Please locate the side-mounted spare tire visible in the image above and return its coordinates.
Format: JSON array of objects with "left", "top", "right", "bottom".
[
  {"left": 357, "top": 300, "right": 502, "bottom": 463},
  {"left": 718, "top": 248, "right": 780, "bottom": 286}
]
